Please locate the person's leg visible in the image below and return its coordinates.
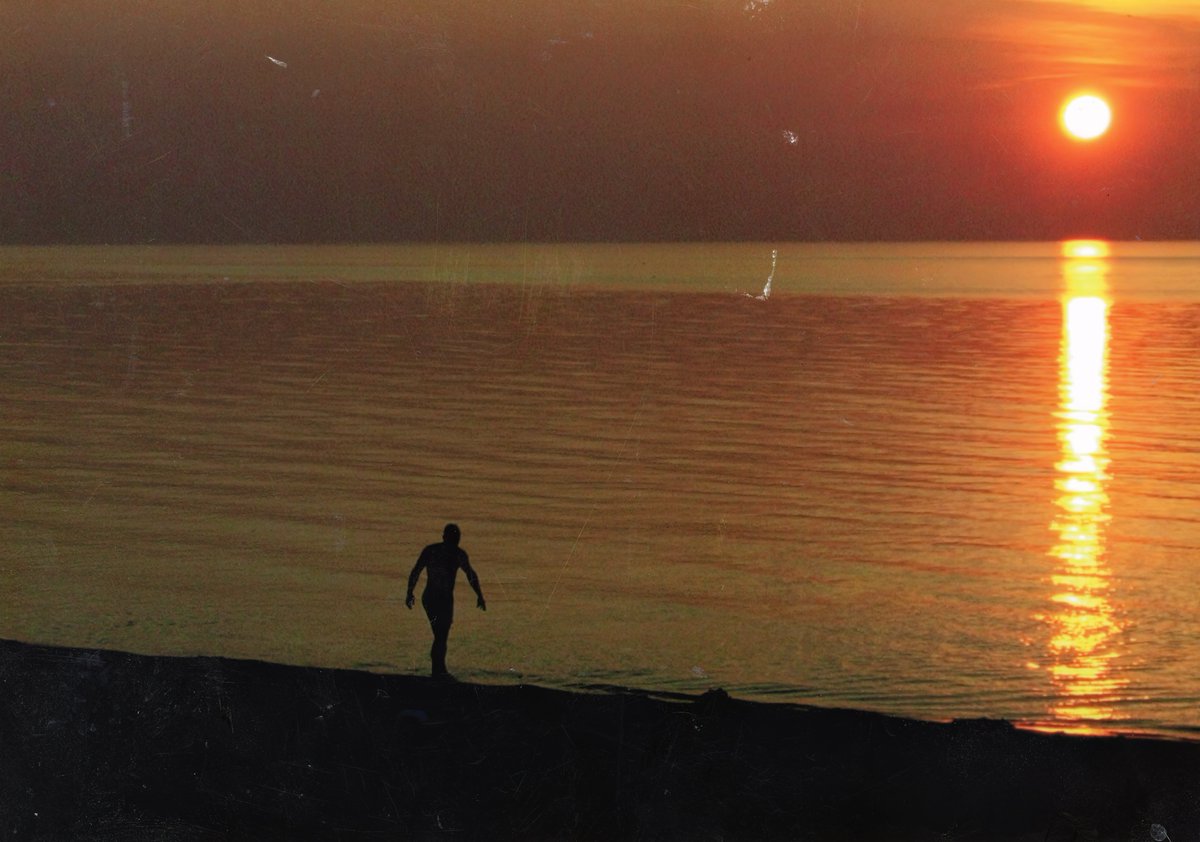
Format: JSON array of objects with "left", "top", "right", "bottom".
[
  {"left": 423, "top": 593, "right": 454, "bottom": 676},
  {"left": 430, "top": 618, "right": 451, "bottom": 676}
]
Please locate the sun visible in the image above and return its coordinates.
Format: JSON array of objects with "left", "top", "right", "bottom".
[{"left": 1061, "top": 95, "right": 1112, "bottom": 141}]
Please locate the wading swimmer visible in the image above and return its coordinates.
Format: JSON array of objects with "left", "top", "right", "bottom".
[{"left": 406, "top": 523, "right": 486, "bottom": 678}]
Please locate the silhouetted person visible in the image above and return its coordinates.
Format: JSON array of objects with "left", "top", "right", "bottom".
[{"left": 406, "top": 523, "right": 485, "bottom": 678}]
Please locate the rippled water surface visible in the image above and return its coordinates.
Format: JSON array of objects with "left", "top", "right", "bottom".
[{"left": 4, "top": 242, "right": 1200, "bottom": 739}]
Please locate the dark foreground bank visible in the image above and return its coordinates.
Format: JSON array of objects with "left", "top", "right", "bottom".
[{"left": 0, "top": 639, "right": 1195, "bottom": 841}]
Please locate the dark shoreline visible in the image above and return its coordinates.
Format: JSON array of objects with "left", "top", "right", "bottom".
[{"left": 1, "top": 638, "right": 1195, "bottom": 840}]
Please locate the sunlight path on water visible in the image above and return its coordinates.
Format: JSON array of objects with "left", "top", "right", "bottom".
[{"left": 1027, "top": 241, "right": 1129, "bottom": 737}]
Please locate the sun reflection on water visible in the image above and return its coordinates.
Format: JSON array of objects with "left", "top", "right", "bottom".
[{"left": 1038, "top": 240, "right": 1126, "bottom": 735}]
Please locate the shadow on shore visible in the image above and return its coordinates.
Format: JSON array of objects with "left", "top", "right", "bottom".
[{"left": 1, "top": 638, "right": 1196, "bottom": 840}]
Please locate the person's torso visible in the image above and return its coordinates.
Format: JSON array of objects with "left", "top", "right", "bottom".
[{"left": 422, "top": 543, "right": 465, "bottom": 593}]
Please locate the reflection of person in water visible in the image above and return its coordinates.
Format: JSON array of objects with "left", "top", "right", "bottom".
[{"left": 406, "top": 523, "right": 486, "bottom": 677}]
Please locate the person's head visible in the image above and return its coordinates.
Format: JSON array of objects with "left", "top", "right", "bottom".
[{"left": 442, "top": 523, "right": 461, "bottom": 546}]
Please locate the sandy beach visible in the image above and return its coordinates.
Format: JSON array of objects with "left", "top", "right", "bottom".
[{"left": 1, "top": 638, "right": 1195, "bottom": 840}]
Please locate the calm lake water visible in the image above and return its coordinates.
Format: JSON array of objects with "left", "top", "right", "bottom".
[{"left": 4, "top": 242, "right": 1200, "bottom": 739}]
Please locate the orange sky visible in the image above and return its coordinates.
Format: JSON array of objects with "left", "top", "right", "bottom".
[{"left": 3, "top": 0, "right": 1200, "bottom": 242}]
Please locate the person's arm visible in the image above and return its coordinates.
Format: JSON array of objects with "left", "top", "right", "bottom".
[
  {"left": 462, "top": 553, "right": 486, "bottom": 610},
  {"left": 405, "top": 550, "right": 427, "bottom": 609}
]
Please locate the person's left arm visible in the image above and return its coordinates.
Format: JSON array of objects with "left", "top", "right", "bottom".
[{"left": 462, "top": 553, "right": 486, "bottom": 611}]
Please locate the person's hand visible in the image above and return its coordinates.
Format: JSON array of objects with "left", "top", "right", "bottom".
[
  {"left": 405, "top": 594, "right": 415, "bottom": 609},
  {"left": 477, "top": 596, "right": 487, "bottom": 611}
]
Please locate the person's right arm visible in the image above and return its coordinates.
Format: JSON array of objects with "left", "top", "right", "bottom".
[{"left": 405, "top": 549, "right": 427, "bottom": 609}]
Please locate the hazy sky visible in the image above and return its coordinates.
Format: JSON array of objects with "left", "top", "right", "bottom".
[{"left": 4, "top": 0, "right": 1200, "bottom": 243}]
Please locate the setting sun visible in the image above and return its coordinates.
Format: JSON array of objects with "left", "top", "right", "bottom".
[{"left": 1061, "top": 95, "right": 1112, "bottom": 141}]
